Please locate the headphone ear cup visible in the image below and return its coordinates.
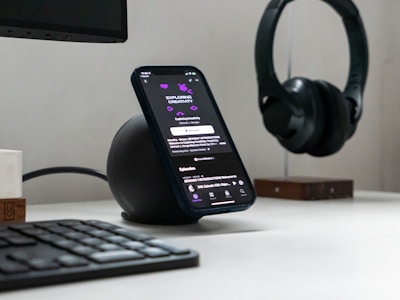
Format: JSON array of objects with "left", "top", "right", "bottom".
[
  {"left": 264, "top": 77, "right": 324, "bottom": 153},
  {"left": 308, "top": 80, "right": 351, "bottom": 156}
]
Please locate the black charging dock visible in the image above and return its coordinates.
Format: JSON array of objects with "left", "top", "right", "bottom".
[{"left": 107, "top": 115, "right": 200, "bottom": 225}]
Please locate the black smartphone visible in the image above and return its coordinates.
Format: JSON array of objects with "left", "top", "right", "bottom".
[{"left": 131, "top": 66, "right": 255, "bottom": 218}]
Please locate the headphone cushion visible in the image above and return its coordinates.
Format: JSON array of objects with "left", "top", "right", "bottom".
[
  {"left": 278, "top": 77, "right": 325, "bottom": 154},
  {"left": 308, "top": 80, "right": 351, "bottom": 156}
]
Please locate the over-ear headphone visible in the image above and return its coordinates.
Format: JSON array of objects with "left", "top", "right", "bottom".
[{"left": 255, "top": 0, "right": 368, "bottom": 156}]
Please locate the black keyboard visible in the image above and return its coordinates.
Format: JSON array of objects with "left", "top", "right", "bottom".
[{"left": 0, "top": 219, "right": 199, "bottom": 291}]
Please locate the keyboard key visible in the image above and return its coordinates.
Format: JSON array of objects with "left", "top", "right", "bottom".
[
  {"left": 63, "top": 231, "right": 90, "bottom": 240},
  {"left": 81, "top": 237, "right": 104, "bottom": 247},
  {"left": 97, "top": 243, "right": 124, "bottom": 251},
  {"left": 89, "top": 250, "right": 144, "bottom": 263},
  {"left": 8, "top": 224, "right": 35, "bottom": 231},
  {"left": 47, "top": 226, "right": 74, "bottom": 234},
  {"left": 89, "top": 230, "right": 113, "bottom": 238},
  {"left": 19, "top": 228, "right": 48, "bottom": 236},
  {"left": 0, "top": 240, "right": 9, "bottom": 247},
  {"left": 0, "top": 230, "right": 18, "bottom": 238},
  {"left": 57, "top": 255, "right": 89, "bottom": 267},
  {"left": 28, "top": 258, "right": 59, "bottom": 270},
  {"left": 70, "top": 245, "right": 97, "bottom": 256},
  {"left": 83, "top": 220, "right": 118, "bottom": 230},
  {"left": 7, "top": 251, "right": 32, "bottom": 262},
  {"left": 58, "top": 220, "right": 83, "bottom": 227},
  {"left": 139, "top": 247, "right": 170, "bottom": 258},
  {"left": 5, "top": 236, "right": 37, "bottom": 246},
  {"left": 37, "top": 234, "right": 66, "bottom": 244},
  {"left": 35, "top": 221, "right": 61, "bottom": 228},
  {"left": 0, "top": 260, "right": 30, "bottom": 274},
  {"left": 53, "top": 239, "right": 80, "bottom": 250},
  {"left": 71, "top": 225, "right": 97, "bottom": 233},
  {"left": 123, "top": 240, "right": 146, "bottom": 250},
  {"left": 111, "top": 228, "right": 152, "bottom": 241},
  {"left": 104, "top": 235, "right": 130, "bottom": 244},
  {"left": 147, "top": 239, "right": 191, "bottom": 255}
]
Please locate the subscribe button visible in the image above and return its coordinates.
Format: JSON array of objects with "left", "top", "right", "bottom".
[{"left": 170, "top": 125, "right": 215, "bottom": 136}]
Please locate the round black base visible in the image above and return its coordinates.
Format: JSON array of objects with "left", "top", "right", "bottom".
[{"left": 107, "top": 115, "right": 200, "bottom": 225}]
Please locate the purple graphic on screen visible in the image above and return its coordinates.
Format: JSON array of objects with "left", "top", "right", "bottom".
[
  {"left": 187, "top": 89, "right": 193, "bottom": 95},
  {"left": 166, "top": 106, "right": 174, "bottom": 112},
  {"left": 160, "top": 84, "right": 169, "bottom": 89},
  {"left": 178, "top": 83, "right": 188, "bottom": 92},
  {"left": 190, "top": 105, "right": 198, "bottom": 111},
  {"left": 176, "top": 111, "right": 185, "bottom": 117},
  {"left": 192, "top": 194, "right": 202, "bottom": 202}
]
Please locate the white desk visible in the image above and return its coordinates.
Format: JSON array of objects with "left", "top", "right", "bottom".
[{"left": 4, "top": 191, "right": 400, "bottom": 299}]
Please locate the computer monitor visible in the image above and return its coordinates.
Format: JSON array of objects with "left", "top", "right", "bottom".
[{"left": 0, "top": 0, "right": 127, "bottom": 43}]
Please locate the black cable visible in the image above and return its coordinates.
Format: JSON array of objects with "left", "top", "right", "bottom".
[{"left": 23, "top": 166, "right": 108, "bottom": 182}]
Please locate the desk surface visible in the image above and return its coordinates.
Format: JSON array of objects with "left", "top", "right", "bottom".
[{"left": 4, "top": 190, "right": 400, "bottom": 299}]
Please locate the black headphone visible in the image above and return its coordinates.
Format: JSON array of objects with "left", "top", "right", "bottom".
[{"left": 255, "top": 0, "right": 368, "bottom": 156}]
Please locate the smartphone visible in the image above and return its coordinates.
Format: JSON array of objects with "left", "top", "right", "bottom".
[{"left": 131, "top": 66, "right": 255, "bottom": 218}]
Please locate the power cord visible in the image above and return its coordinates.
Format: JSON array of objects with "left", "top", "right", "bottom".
[{"left": 23, "top": 166, "right": 108, "bottom": 182}]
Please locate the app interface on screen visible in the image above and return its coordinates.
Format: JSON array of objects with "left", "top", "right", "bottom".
[{"left": 138, "top": 69, "right": 254, "bottom": 209}]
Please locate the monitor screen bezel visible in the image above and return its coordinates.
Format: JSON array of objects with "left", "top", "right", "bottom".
[{"left": 0, "top": 0, "right": 127, "bottom": 43}]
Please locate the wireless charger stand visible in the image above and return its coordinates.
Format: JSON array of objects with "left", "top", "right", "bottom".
[{"left": 107, "top": 114, "right": 200, "bottom": 225}]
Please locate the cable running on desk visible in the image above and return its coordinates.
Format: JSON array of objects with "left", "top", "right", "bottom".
[{"left": 23, "top": 166, "right": 108, "bottom": 182}]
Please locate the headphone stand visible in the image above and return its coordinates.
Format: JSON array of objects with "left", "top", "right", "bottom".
[
  {"left": 254, "top": 177, "right": 353, "bottom": 200},
  {"left": 254, "top": 0, "right": 360, "bottom": 200}
]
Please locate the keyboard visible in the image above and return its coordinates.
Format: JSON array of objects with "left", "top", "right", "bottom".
[{"left": 0, "top": 219, "right": 199, "bottom": 291}]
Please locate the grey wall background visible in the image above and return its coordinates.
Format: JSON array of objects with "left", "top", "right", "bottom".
[{"left": 0, "top": 0, "right": 397, "bottom": 204}]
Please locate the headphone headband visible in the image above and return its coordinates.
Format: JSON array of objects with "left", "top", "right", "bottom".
[{"left": 255, "top": 0, "right": 368, "bottom": 122}]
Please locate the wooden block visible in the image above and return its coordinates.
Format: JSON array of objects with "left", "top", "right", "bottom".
[
  {"left": 0, "top": 198, "right": 26, "bottom": 224},
  {"left": 254, "top": 177, "right": 353, "bottom": 200}
]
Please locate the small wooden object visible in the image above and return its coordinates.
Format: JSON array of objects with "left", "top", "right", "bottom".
[
  {"left": 254, "top": 177, "right": 353, "bottom": 200},
  {"left": 0, "top": 198, "right": 26, "bottom": 224}
]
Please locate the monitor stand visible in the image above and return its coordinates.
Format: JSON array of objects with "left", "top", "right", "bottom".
[{"left": 107, "top": 114, "right": 200, "bottom": 225}]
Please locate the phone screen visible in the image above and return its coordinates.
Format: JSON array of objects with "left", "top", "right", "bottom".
[{"left": 132, "top": 66, "right": 255, "bottom": 214}]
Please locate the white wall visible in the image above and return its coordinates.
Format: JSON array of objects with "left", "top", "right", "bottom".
[{"left": 0, "top": 0, "right": 397, "bottom": 204}]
